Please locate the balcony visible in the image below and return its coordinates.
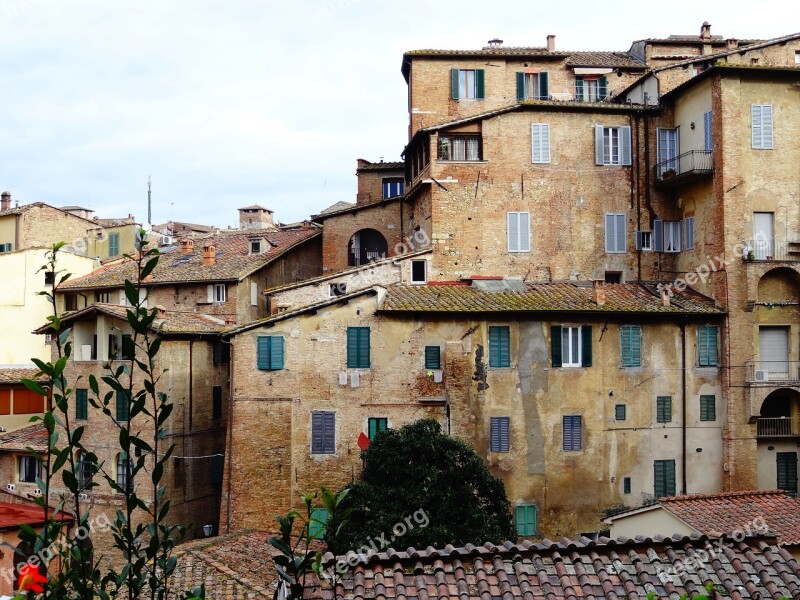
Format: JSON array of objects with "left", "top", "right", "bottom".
[
  {"left": 757, "top": 416, "right": 800, "bottom": 438},
  {"left": 653, "top": 150, "right": 712, "bottom": 188},
  {"left": 742, "top": 239, "right": 800, "bottom": 262},
  {"left": 746, "top": 361, "right": 800, "bottom": 385}
]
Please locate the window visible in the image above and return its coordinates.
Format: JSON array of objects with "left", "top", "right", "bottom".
[
  {"left": 121, "top": 334, "right": 135, "bottom": 360},
  {"left": 490, "top": 416, "right": 510, "bottom": 452},
  {"left": 663, "top": 221, "right": 682, "bottom": 253},
  {"left": 698, "top": 325, "right": 719, "bottom": 367},
  {"left": 704, "top": 111, "right": 713, "bottom": 152},
  {"left": 18, "top": 456, "right": 41, "bottom": 483},
  {"left": 516, "top": 71, "right": 549, "bottom": 101},
  {"left": 615, "top": 404, "right": 627, "bottom": 421},
  {"left": 636, "top": 231, "right": 653, "bottom": 251},
  {"left": 700, "top": 395, "right": 716, "bottom": 421},
  {"left": 213, "top": 340, "right": 230, "bottom": 364},
  {"left": 530, "top": 123, "right": 551, "bottom": 163},
  {"left": 411, "top": 260, "right": 427, "bottom": 284},
  {"left": 796, "top": 51, "right": 800, "bottom": 65},
  {"left": 346, "top": 327, "right": 370, "bottom": 369},
  {"left": 657, "top": 128, "right": 679, "bottom": 174},
  {"left": 623, "top": 477, "right": 631, "bottom": 494},
  {"left": 515, "top": 504, "right": 537, "bottom": 536},
  {"left": 575, "top": 76, "right": 607, "bottom": 102},
  {"left": 777, "top": 452, "right": 798, "bottom": 495},
  {"left": 116, "top": 391, "right": 130, "bottom": 422},
  {"left": 507, "top": 212, "right": 531, "bottom": 253},
  {"left": 311, "top": 411, "right": 335, "bottom": 454},
  {"left": 562, "top": 415, "right": 582, "bottom": 451},
  {"left": 654, "top": 459, "right": 676, "bottom": 498},
  {"left": 595, "top": 126, "right": 632, "bottom": 166},
  {"left": 656, "top": 396, "right": 672, "bottom": 423},
  {"left": 368, "top": 417, "right": 387, "bottom": 441},
  {"left": 620, "top": 325, "right": 642, "bottom": 368},
  {"left": 438, "top": 135, "right": 482, "bottom": 161},
  {"left": 78, "top": 452, "right": 93, "bottom": 486},
  {"left": 551, "top": 325, "right": 592, "bottom": 368},
  {"left": 250, "top": 240, "right": 262, "bottom": 254},
  {"left": 250, "top": 281, "right": 258, "bottom": 306},
  {"left": 751, "top": 104, "right": 774, "bottom": 149},
  {"left": 65, "top": 294, "right": 78, "bottom": 311},
  {"left": 257, "top": 336, "right": 285, "bottom": 371},
  {"left": 96, "top": 291, "right": 111, "bottom": 304},
  {"left": 76, "top": 388, "right": 88, "bottom": 420},
  {"left": 488, "top": 326, "right": 510, "bottom": 368},
  {"left": 309, "top": 508, "right": 329, "bottom": 539},
  {"left": 0, "top": 242, "right": 12, "bottom": 252},
  {"left": 382, "top": 179, "right": 404, "bottom": 199},
  {"left": 329, "top": 282, "right": 347, "bottom": 297},
  {"left": 212, "top": 385, "right": 222, "bottom": 420},
  {"left": 212, "top": 284, "right": 226, "bottom": 303},
  {"left": 424, "top": 346, "right": 441, "bottom": 369},
  {"left": 108, "top": 233, "right": 120, "bottom": 257},
  {"left": 604, "top": 272, "right": 622, "bottom": 284},
  {"left": 116, "top": 452, "right": 134, "bottom": 493},
  {"left": 450, "top": 68, "right": 484, "bottom": 100},
  {"left": 685, "top": 217, "right": 695, "bottom": 251},
  {"left": 604, "top": 213, "right": 626, "bottom": 253},
  {"left": 44, "top": 271, "right": 55, "bottom": 286}
]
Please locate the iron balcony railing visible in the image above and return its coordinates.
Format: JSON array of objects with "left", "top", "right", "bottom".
[
  {"left": 742, "top": 239, "right": 800, "bottom": 262},
  {"left": 653, "top": 150, "right": 713, "bottom": 184},
  {"left": 746, "top": 361, "right": 800, "bottom": 384},
  {"left": 757, "top": 417, "right": 800, "bottom": 438}
]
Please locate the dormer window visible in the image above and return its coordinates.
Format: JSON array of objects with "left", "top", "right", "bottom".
[
  {"left": 575, "top": 76, "right": 608, "bottom": 102},
  {"left": 250, "top": 240, "right": 262, "bottom": 254}
]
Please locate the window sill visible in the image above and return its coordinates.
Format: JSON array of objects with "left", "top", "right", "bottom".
[{"left": 437, "top": 160, "right": 487, "bottom": 164}]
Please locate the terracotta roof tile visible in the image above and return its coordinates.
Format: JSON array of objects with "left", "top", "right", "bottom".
[
  {"left": 356, "top": 162, "right": 405, "bottom": 171},
  {"left": 59, "top": 227, "right": 320, "bottom": 290},
  {"left": 380, "top": 281, "right": 723, "bottom": 315},
  {"left": 0, "top": 423, "right": 48, "bottom": 453},
  {"left": 319, "top": 201, "right": 356, "bottom": 215},
  {"left": 404, "top": 48, "right": 645, "bottom": 68},
  {"left": 0, "top": 367, "right": 46, "bottom": 384}
]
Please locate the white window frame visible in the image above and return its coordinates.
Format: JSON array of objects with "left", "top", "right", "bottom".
[
  {"left": 637, "top": 231, "right": 653, "bottom": 251},
  {"left": 751, "top": 104, "right": 774, "bottom": 150},
  {"left": 458, "top": 69, "right": 477, "bottom": 99},
  {"left": 603, "top": 127, "right": 620, "bottom": 165},
  {"left": 250, "top": 240, "right": 262, "bottom": 255},
  {"left": 507, "top": 212, "right": 531, "bottom": 253},
  {"left": 410, "top": 259, "right": 427, "bottom": 284},
  {"left": 531, "top": 123, "right": 551, "bottom": 164},
  {"left": 561, "top": 325, "right": 582, "bottom": 368},
  {"left": 213, "top": 283, "right": 227, "bottom": 303},
  {"left": 664, "top": 221, "right": 682, "bottom": 253},
  {"left": 605, "top": 213, "right": 626, "bottom": 254}
]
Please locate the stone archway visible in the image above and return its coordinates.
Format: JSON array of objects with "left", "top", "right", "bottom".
[{"left": 348, "top": 229, "right": 388, "bottom": 266}]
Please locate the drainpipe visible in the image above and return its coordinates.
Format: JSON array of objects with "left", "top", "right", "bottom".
[
  {"left": 681, "top": 320, "right": 688, "bottom": 495},
  {"left": 225, "top": 339, "right": 235, "bottom": 534},
  {"left": 189, "top": 340, "right": 194, "bottom": 431}
]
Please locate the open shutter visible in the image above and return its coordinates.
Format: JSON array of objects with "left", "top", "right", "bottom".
[
  {"left": 581, "top": 325, "right": 592, "bottom": 367},
  {"left": 595, "top": 125, "right": 605, "bottom": 165},
  {"left": 704, "top": 111, "right": 712, "bottom": 151},
  {"left": 207, "top": 285, "right": 214, "bottom": 303},
  {"left": 605, "top": 214, "right": 614, "bottom": 253},
  {"left": 598, "top": 76, "right": 608, "bottom": 100},
  {"left": 270, "top": 336, "right": 284, "bottom": 370},
  {"left": 519, "top": 212, "right": 531, "bottom": 252},
  {"left": 475, "top": 69, "right": 485, "bottom": 99},
  {"left": 539, "top": 72, "right": 549, "bottom": 99},
  {"left": 507, "top": 213, "right": 520, "bottom": 252},
  {"left": 621, "top": 327, "right": 632, "bottom": 367},
  {"left": 450, "top": 69, "right": 459, "bottom": 99},
  {"left": 685, "top": 217, "right": 695, "bottom": 250},
  {"left": 653, "top": 220, "right": 664, "bottom": 252},
  {"left": 516, "top": 72, "right": 524, "bottom": 101},
  {"left": 620, "top": 126, "right": 632, "bottom": 165},
  {"left": 575, "top": 76, "right": 584, "bottom": 101},
  {"left": 635, "top": 231, "right": 643, "bottom": 250},
  {"left": 551, "top": 326, "right": 562, "bottom": 367},
  {"left": 762, "top": 105, "right": 774, "bottom": 149}
]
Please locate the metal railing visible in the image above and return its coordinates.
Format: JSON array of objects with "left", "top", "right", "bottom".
[
  {"left": 757, "top": 417, "right": 800, "bottom": 438},
  {"left": 746, "top": 361, "right": 800, "bottom": 384},
  {"left": 653, "top": 150, "right": 712, "bottom": 183},
  {"left": 742, "top": 239, "right": 800, "bottom": 262}
]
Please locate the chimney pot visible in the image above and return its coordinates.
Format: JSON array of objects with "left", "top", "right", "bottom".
[
  {"left": 726, "top": 38, "right": 738, "bottom": 50},
  {"left": 701, "top": 21, "right": 711, "bottom": 39},
  {"left": 592, "top": 280, "right": 606, "bottom": 307},
  {"left": 547, "top": 35, "right": 556, "bottom": 51},
  {"left": 201, "top": 244, "right": 217, "bottom": 266},
  {"left": 1, "top": 191, "right": 10, "bottom": 211},
  {"left": 487, "top": 38, "right": 503, "bottom": 47},
  {"left": 661, "top": 289, "right": 671, "bottom": 307},
  {"left": 180, "top": 239, "right": 194, "bottom": 255},
  {"left": 155, "top": 305, "right": 167, "bottom": 317}
]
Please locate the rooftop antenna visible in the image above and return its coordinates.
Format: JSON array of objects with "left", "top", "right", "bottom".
[{"left": 147, "top": 176, "right": 152, "bottom": 226}]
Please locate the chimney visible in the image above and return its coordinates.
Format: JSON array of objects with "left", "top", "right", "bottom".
[
  {"left": 547, "top": 35, "right": 556, "bottom": 51},
  {"left": 592, "top": 280, "right": 606, "bottom": 307},
  {"left": 1, "top": 191, "right": 10, "bottom": 211},
  {"left": 154, "top": 305, "right": 167, "bottom": 318},
  {"left": 180, "top": 239, "right": 194, "bottom": 255},
  {"left": 661, "top": 289, "right": 671, "bottom": 307},
  {"left": 700, "top": 21, "right": 712, "bottom": 39},
  {"left": 201, "top": 244, "right": 216, "bottom": 266},
  {"left": 487, "top": 38, "right": 503, "bottom": 47},
  {"left": 726, "top": 38, "right": 739, "bottom": 50}
]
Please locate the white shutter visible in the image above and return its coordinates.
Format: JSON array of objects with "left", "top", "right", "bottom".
[
  {"left": 595, "top": 126, "right": 605, "bottom": 165},
  {"left": 519, "top": 212, "right": 531, "bottom": 252},
  {"left": 615, "top": 214, "right": 626, "bottom": 253},
  {"left": 762, "top": 105, "right": 774, "bottom": 149},
  {"left": 251, "top": 281, "right": 258, "bottom": 306},
  {"left": 620, "top": 126, "right": 632, "bottom": 165},
  {"left": 751, "top": 104, "right": 762, "bottom": 149},
  {"left": 507, "top": 212, "right": 520, "bottom": 252},
  {"left": 207, "top": 285, "right": 214, "bottom": 303},
  {"left": 531, "top": 124, "right": 550, "bottom": 163}
]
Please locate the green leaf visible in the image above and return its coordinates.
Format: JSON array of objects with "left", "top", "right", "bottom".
[{"left": 124, "top": 280, "right": 139, "bottom": 307}]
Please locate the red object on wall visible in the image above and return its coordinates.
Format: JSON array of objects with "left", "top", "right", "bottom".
[{"left": 357, "top": 432, "right": 370, "bottom": 451}]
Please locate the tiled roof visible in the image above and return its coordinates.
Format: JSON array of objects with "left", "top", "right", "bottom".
[
  {"left": 58, "top": 227, "right": 320, "bottom": 289},
  {"left": 0, "top": 498, "right": 73, "bottom": 530},
  {"left": 659, "top": 490, "right": 800, "bottom": 545},
  {"left": 380, "top": 281, "right": 723, "bottom": 315},
  {"left": 0, "top": 423, "right": 48, "bottom": 453},
  {"left": 309, "top": 535, "right": 800, "bottom": 600},
  {"left": 0, "top": 367, "right": 46, "bottom": 384},
  {"left": 312, "top": 197, "right": 402, "bottom": 221},
  {"left": 356, "top": 161, "right": 405, "bottom": 171},
  {"left": 403, "top": 48, "right": 645, "bottom": 68},
  {"left": 564, "top": 51, "right": 646, "bottom": 68},
  {"left": 238, "top": 204, "right": 273, "bottom": 212},
  {"left": 0, "top": 201, "right": 97, "bottom": 224},
  {"left": 319, "top": 201, "right": 356, "bottom": 215}
]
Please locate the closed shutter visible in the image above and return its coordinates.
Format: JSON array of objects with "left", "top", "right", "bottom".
[
  {"left": 581, "top": 325, "right": 592, "bottom": 367},
  {"left": 685, "top": 217, "right": 695, "bottom": 250},
  {"left": 657, "top": 396, "right": 672, "bottom": 423},
  {"left": 515, "top": 505, "right": 537, "bottom": 536},
  {"left": 654, "top": 459, "right": 676, "bottom": 497},
  {"left": 211, "top": 454, "right": 224, "bottom": 485},
  {"left": 551, "top": 326, "right": 562, "bottom": 368},
  {"left": 490, "top": 416, "right": 510, "bottom": 452},
  {"left": 109, "top": 233, "right": 119, "bottom": 257},
  {"left": 698, "top": 325, "right": 719, "bottom": 367},
  {"left": 777, "top": 452, "right": 798, "bottom": 494},
  {"left": 516, "top": 72, "right": 525, "bottom": 101},
  {"left": 620, "top": 126, "right": 632, "bottom": 165},
  {"left": 116, "top": 391, "right": 130, "bottom": 422},
  {"left": 518, "top": 212, "right": 530, "bottom": 252},
  {"left": 312, "top": 412, "right": 336, "bottom": 454},
  {"left": 368, "top": 417, "right": 387, "bottom": 441},
  {"left": 488, "top": 326, "right": 510, "bottom": 368},
  {"left": 424, "top": 346, "right": 441, "bottom": 369},
  {"left": 251, "top": 282, "right": 258, "bottom": 306},
  {"left": 704, "top": 111, "right": 713, "bottom": 151},
  {"left": 531, "top": 124, "right": 551, "bottom": 164},
  {"left": 257, "top": 336, "right": 271, "bottom": 370},
  {"left": 450, "top": 69, "right": 459, "bottom": 99},
  {"left": 595, "top": 125, "right": 605, "bottom": 165},
  {"left": 700, "top": 395, "right": 716, "bottom": 421},
  {"left": 539, "top": 72, "right": 549, "bottom": 99},
  {"left": 623, "top": 477, "right": 631, "bottom": 494},
  {"left": 507, "top": 212, "right": 519, "bottom": 251},
  {"left": 605, "top": 213, "right": 626, "bottom": 253},
  {"left": 309, "top": 508, "right": 329, "bottom": 539},
  {"left": 563, "top": 415, "right": 582, "bottom": 451},
  {"left": 615, "top": 404, "right": 626, "bottom": 420},
  {"left": 270, "top": 336, "right": 284, "bottom": 370},
  {"left": 76, "top": 388, "right": 88, "bottom": 420},
  {"left": 620, "top": 325, "right": 641, "bottom": 367},
  {"left": 752, "top": 104, "right": 774, "bottom": 149},
  {"left": 598, "top": 76, "right": 608, "bottom": 100},
  {"left": 347, "top": 327, "right": 370, "bottom": 369},
  {"left": 475, "top": 69, "right": 485, "bottom": 99},
  {"left": 653, "top": 220, "right": 664, "bottom": 252}
]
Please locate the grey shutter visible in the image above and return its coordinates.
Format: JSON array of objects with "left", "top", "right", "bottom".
[
  {"left": 615, "top": 214, "right": 626, "bottom": 253},
  {"left": 490, "top": 417, "right": 510, "bottom": 452},
  {"left": 531, "top": 124, "right": 550, "bottom": 163},
  {"left": 704, "top": 111, "right": 712, "bottom": 151},
  {"left": 595, "top": 126, "right": 605, "bottom": 165},
  {"left": 635, "top": 231, "right": 643, "bottom": 250},
  {"left": 605, "top": 214, "right": 615, "bottom": 253},
  {"left": 653, "top": 220, "right": 664, "bottom": 252},
  {"left": 575, "top": 76, "right": 584, "bottom": 101},
  {"left": 519, "top": 212, "right": 530, "bottom": 252},
  {"left": 685, "top": 217, "right": 695, "bottom": 250},
  {"left": 620, "top": 126, "right": 632, "bottom": 165},
  {"left": 323, "top": 412, "right": 335, "bottom": 453},
  {"left": 507, "top": 212, "right": 520, "bottom": 252},
  {"left": 762, "top": 105, "right": 774, "bottom": 149}
]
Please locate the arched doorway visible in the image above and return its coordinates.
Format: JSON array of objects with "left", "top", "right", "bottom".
[
  {"left": 348, "top": 229, "right": 388, "bottom": 266},
  {"left": 757, "top": 389, "right": 800, "bottom": 494}
]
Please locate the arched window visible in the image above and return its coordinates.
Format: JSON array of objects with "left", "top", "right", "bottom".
[
  {"left": 348, "top": 229, "right": 388, "bottom": 267},
  {"left": 116, "top": 453, "right": 133, "bottom": 494},
  {"left": 78, "top": 452, "right": 94, "bottom": 486}
]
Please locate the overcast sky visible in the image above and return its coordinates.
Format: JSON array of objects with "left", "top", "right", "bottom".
[{"left": 0, "top": 0, "right": 793, "bottom": 228}]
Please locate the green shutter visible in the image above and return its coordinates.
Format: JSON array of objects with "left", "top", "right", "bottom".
[
  {"left": 108, "top": 233, "right": 119, "bottom": 257},
  {"left": 657, "top": 396, "right": 672, "bottom": 423},
  {"left": 475, "top": 69, "right": 485, "bottom": 99},
  {"left": 347, "top": 328, "right": 370, "bottom": 369},
  {"left": 450, "top": 68, "right": 459, "bottom": 99},
  {"left": 581, "top": 325, "right": 592, "bottom": 367},
  {"left": 358, "top": 328, "right": 370, "bottom": 368},
  {"left": 257, "top": 336, "right": 271, "bottom": 370},
  {"left": 516, "top": 72, "right": 525, "bottom": 101},
  {"left": 489, "top": 326, "right": 510, "bottom": 368},
  {"left": 551, "top": 325, "right": 562, "bottom": 368},
  {"left": 515, "top": 505, "right": 537, "bottom": 536},
  {"left": 623, "top": 477, "right": 631, "bottom": 494},
  {"left": 575, "top": 76, "right": 584, "bottom": 101},
  {"left": 270, "top": 336, "right": 284, "bottom": 370},
  {"left": 424, "top": 346, "right": 441, "bottom": 369},
  {"left": 615, "top": 404, "right": 626, "bottom": 421},
  {"left": 777, "top": 452, "right": 798, "bottom": 494},
  {"left": 116, "top": 391, "right": 130, "bottom": 422},
  {"left": 539, "top": 72, "right": 549, "bottom": 99},
  {"left": 309, "top": 508, "right": 329, "bottom": 539},
  {"left": 76, "top": 389, "right": 88, "bottom": 420},
  {"left": 368, "top": 417, "right": 387, "bottom": 441},
  {"left": 698, "top": 325, "right": 719, "bottom": 367},
  {"left": 621, "top": 325, "right": 642, "bottom": 367},
  {"left": 598, "top": 76, "right": 608, "bottom": 100},
  {"left": 700, "top": 395, "right": 716, "bottom": 421},
  {"left": 654, "top": 459, "right": 676, "bottom": 497}
]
